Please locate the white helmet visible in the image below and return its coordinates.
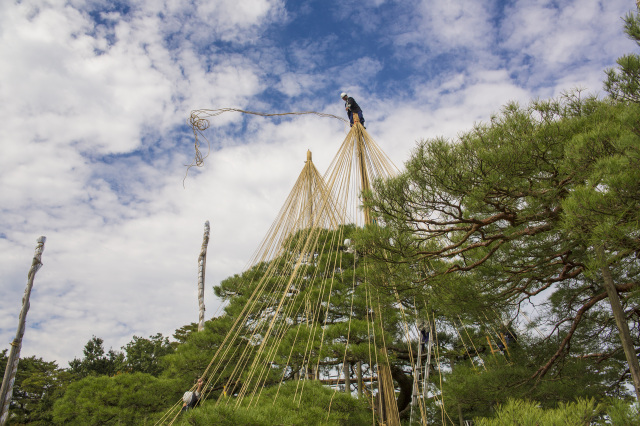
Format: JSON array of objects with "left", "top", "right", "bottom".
[{"left": 340, "top": 92, "right": 348, "bottom": 99}]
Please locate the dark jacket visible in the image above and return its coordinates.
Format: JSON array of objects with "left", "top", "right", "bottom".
[{"left": 344, "top": 97, "right": 362, "bottom": 113}]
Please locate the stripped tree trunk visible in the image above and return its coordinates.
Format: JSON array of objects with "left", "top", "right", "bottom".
[
  {"left": 0, "top": 236, "right": 46, "bottom": 425},
  {"left": 198, "top": 221, "right": 210, "bottom": 332}
]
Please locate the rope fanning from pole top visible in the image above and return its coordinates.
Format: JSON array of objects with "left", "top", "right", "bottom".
[
  {"left": 157, "top": 119, "right": 401, "bottom": 424},
  {"left": 184, "top": 108, "right": 349, "bottom": 186}
]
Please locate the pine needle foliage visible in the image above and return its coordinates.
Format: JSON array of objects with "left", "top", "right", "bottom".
[{"left": 176, "top": 380, "right": 370, "bottom": 426}]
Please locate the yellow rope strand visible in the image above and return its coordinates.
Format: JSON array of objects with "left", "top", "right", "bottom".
[{"left": 157, "top": 122, "right": 399, "bottom": 424}]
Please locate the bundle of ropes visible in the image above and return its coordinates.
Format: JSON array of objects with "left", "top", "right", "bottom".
[
  {"left": 184, "top": 109, "right": 349, "bottom": 185},
  {"left": 164, "top": 112, "right": 514, "bottom": 425}
]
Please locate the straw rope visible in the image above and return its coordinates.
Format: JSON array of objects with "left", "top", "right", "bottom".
[
  {"left": 159, "top": 121, "right": 405, "bottom": 424},
  {"left": 184, "top": 109, "right": 349, "bottom": 185}
]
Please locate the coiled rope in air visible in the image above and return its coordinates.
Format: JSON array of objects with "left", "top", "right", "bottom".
[{"left": 185, "top": 108, "right": 349, "bottom": 185}]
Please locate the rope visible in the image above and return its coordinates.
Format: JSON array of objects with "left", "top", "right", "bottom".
[
  {"left": 158, "top": 123, "right": 400, "bottom": 424},
  {"left": 325, "top": 246, "right": 358, "bottom": 421},
  {"left": 184, "top": 108, "right": 349, "bottom": 186},
  {"left": 458, "top": 315, "right": 487, "bottom": 372}
]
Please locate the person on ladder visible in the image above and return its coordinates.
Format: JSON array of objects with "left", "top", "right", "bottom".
[
  {"left": 417, "top": 319, "right": 430, "bottom": 352},
  {"left": 340, "top": 92, "right": 365, "bottom": 128}
]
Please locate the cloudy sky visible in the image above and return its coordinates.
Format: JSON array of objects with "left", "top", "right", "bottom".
[{"left": 0, "top": 0, "right": 637, "bottom": 366}]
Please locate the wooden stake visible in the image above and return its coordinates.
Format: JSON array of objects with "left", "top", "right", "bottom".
[
  {"left": 0, "top": 237, "right": 46, "bottom": 426},
  {"left": 197, "top": 221, "right": 210, "bottom": 332}
]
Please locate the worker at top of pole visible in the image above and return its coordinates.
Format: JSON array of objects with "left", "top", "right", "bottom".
[{"left": 340, "top": 92, "right": 365, "bottom": 128}]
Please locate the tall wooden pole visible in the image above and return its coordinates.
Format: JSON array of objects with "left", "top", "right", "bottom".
[
  {"left": 353, "top": 115, "right": 371, "bottom": 226},
  {"left": 343, "top": 361, "right": 351, "bottom": 393},
  {"left": 357, "top": 360, "right": 363, "bottom": 398},
  {"left": 0, "top": 236, "right": 46, "bottom": 425},
  {"left": 410, "top": 334, "right": 422, "bottom": 425},
  {"left": 197, "top": 222, "right": 210, "bottom": 332},
  {"left": 353, "top": 118, "right": 399, "bottom": 423},
  {"left": 306, "top": 150, "right": 313, "bottom": 228},
  {"left": 596, "top": 245, "right": 640, "bottom": 401}
]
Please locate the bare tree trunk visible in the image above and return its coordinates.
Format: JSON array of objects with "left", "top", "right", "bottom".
[
  {"left": 596, "top": 245, "right": 640, "bottom": 401},
  {"left": 0, "top": 237, "right": 46, "bottom": 425},
  {"left": 198, "top": 221, "right": 210, "bottom": 332}
]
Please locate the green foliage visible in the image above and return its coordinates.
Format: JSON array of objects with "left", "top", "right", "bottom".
[
  {"left": 68, "top": 336, "right": 124, "bottom": 378},
  {"left": 121, "top": 333, "right": 174, "bottom": 376},
  {"left": 0, "top": 351, "right": 74, "bottom": 425},
  {"left": 441, "top": 341, "right": 620, "bottom": 421},
  {"left": 604, "top": 12, "right": 640, "bottom": 103},
  {"left": 358, "top": 25, "right": 640, "bottom": 418},
  {"left": 172, "top": 322, "right": 199, "bottom": 346},
  {"left": 474, "top": 398, "right": 603, "bottom": 426},
  {"left": 51, "top": 372, "right": 181, "bottom": 425},
  {"left": 361, "top": 81, "right": 640, "bottom": 403},
  {"left": 176, "top": 380, "right": 371, "bottom": 426},
  {"left": 604, "top": 398, "right": 640, "bottom": 425},
  {"left": 161, "top": 315, "right": 236, "bottom": 392},
  {"left": 163, "top": 225, "right": 417, "bottom": 419}
]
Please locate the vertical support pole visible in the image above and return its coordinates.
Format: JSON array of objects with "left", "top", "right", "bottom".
[
  {"left": 197, "top": 221, "right": 210, "bottom": 332},
  {"left": 423, "top": 321, "right": 433, "bottom": 394},
  {"left": 0, "top": 236, "right": 46, "bottom": 426},
  {"left": 344, "top": 361, "right": 351, "bottom": 393},
  {"left": 355, "top": 127, "right": 372, "bottom": 226},
  {"left": 306, "top": 150, "right": 313, "bottom": 228},
  {"left": 357, "top": 361, "right": 363, "bottom": 398},
  {"left": 410, "top": 334, "right": 422, "bottom": 425}
]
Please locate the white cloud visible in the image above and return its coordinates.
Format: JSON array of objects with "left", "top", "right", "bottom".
[
  {"left": 414, "top": 0, "right": 496, "bottom": 51},
  {"left": 0, "top": 0, "right": 286, "bottom": 363},
  {"left": 499, "top": 0, "right": 636, "bottom": 89},
  {"left": 278, "top": 73, "right": 321, "bottom": 97}
]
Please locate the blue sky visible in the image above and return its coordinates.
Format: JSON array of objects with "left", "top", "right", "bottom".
[{"left": 0, "top": 0, "right": 637, "bottom": 365}]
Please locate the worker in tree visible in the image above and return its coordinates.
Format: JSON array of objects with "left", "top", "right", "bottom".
[
  {"left": 182, "top": 377, "right": 204, "bottom": 411},
  {"left": 341, "top": 92, "right": 365, "bottom": 128},
  {"left": 497, "top": 325, "right": 517, "bottom": 353},
  {"left": 417, "top": 319, "right": 430, "bottom": 352}
]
